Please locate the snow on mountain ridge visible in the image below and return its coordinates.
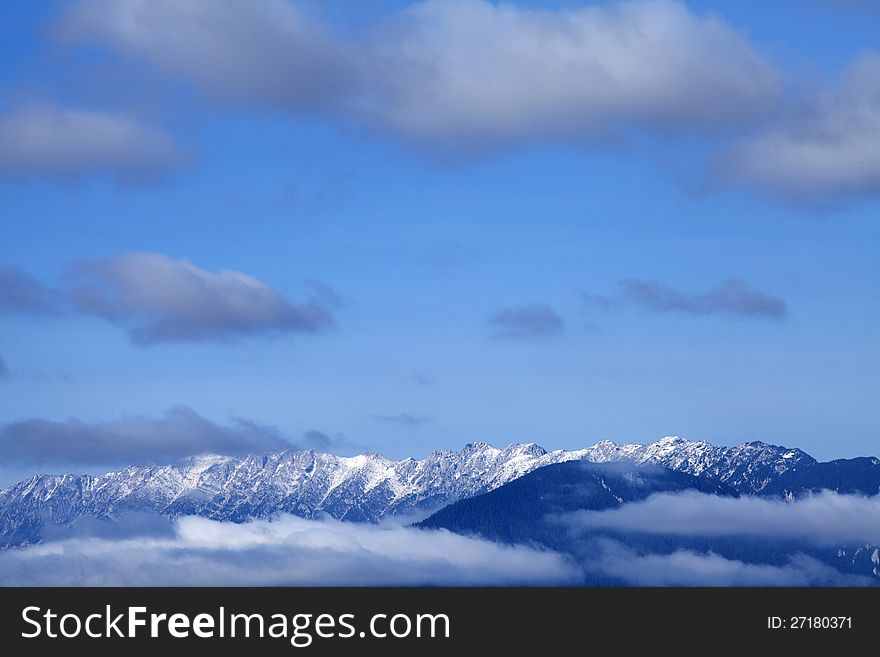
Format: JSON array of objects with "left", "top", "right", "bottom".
[
  {"left": 0, "top": 436, "right": 813, "bottom": 547},
  {"left": 581, "top": 435, "right": 816, "bottom": 492}
]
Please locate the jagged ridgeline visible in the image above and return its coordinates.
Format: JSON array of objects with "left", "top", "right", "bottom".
[{"left": 1, "top": 436, "right": 878, "bottom": 548}]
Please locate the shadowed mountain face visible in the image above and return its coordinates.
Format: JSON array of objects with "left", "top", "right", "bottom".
[
  {"left": 417, "top": 461, "right": 735, "bottom": 545},
  {"left": 760, "top": 457, "right": 880, "bottom": 498},
  {"left": 418, "top": 460, "right": 880, "bottom": 585}
]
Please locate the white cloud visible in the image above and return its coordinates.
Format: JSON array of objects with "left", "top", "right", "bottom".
[
  {"left": 559, "top": 490, "right": 880, "bottom": 545},
  {"left": 50, "top": 1, "right": 880, "bottom": 204},
  {"left": 364, "top": 0, "right": 779, "bottom": 146},
  {"left": 0, "top": 105, "right": 183, "bottom": 180},
  {"left": 725, "top": 52, "right": 880, "bottom": 202},
  {"left": 0, "top": 514, "right": 579, "bottom": 586},
  {"left": 65, "top": 252, "right": 336, "bottom": 344},
  {"left": 58, "top": 0, "right": 779, "bottom": 149}
]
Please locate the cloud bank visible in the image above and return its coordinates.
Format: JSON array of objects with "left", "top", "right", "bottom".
[
  {"left": 585, "top": 539, "right": 871, "bottom": 586},
  {"left": 65, "top": 252, "right": 336, "bottom": 344},
  {"left": 586, "top": 278, "right": 788, "bottom": 319},
  {"left": 0, "top": 501, "right": 872, "bottom": 586},
  {"left": 0, "top": 406, "right": 291, "bottom": 467},
  {"left": 0, "top": 514, "right": 578, "bottom": 586},
  {"left": 0, "top": 105, "right": 183, "bottom": 181},
  {"left": 58, "top": 0, "right": 779, "bottom": 150},
  {"left": 560, "top": 490, "right": 880, "bottom": 545},
  {"left": 488, "top": 302, "right": 564, "bottom": 338}
]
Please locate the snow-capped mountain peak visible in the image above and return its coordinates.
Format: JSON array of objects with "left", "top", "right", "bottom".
[
  {"left": 582, "top": 436, "right": 815, "bottom": 490},
  {"left": 0, "top": 435, "right": 817, "bottom": 547}
]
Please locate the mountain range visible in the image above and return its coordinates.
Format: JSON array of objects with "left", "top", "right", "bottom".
[
  {"left": 1, "top": 435, "right": 878, "bottom": 548},
  {"left": 418, "top": 459, "right": 880, "bottom": 584}
]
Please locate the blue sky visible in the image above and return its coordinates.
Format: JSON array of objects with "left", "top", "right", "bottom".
[{"left": 0, "top": 0, "right": 878, "bottom": 482}]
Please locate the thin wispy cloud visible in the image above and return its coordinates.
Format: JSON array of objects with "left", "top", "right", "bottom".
[
  {"left": 412, "top": 372, "right": 436, "bottom": 388},
  {"left": 424, "top": 240, "right": 484, "bottom": 268},
  {"left": 302, "top": 430, "right": 334, "bottom": 452},
  {"left": 488, "top": 303, "right": 564, "bottom": 338},
  {"left": 64, "top": 252, "right": 337, "bottom": 344},
  {"left": 372, "top": 413, "right": 435, "bottom": 427},
  {"left": 56, "top": 0, "right": 356, "bottom": 112},
  {"left": 300, "top": 430, "right": 362, "bottom": 455},
  {"left": 0, "top": 266, "right": 62, "bottom": 315},
  {"left": 0, "top": 514, "right": 579, "bottom": 586},
  {"left": 0, "top": 105, "right": 184, "bottom": 181},
  {"left": 0, "top": 356, "right": 8, "bottom": 381},
  {"left": 585, "top": 278, "right": 788, "bottom": 320},
  {"left": 810, "top": 0, "right": 880, "bottom": 12},
  {"left": 0, "top": 406, "right": 291, "bottom": 467},
  {"left": 724, "top": 52, "right": 880, "bottom": 204}
]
